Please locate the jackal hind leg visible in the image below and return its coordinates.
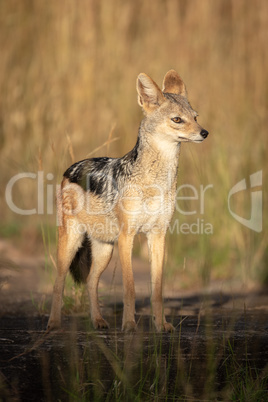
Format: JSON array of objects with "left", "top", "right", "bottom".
[
  {"left": 47, "top": 225, "right": 83, "bottom": 330},
  {"left": 86, "top": 239, "right": 114, "bottom": 329},
  {"left": 147, "top": 232, "right": 174, "bottom": 332}
]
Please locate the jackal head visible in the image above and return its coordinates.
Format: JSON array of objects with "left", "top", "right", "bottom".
[{"left": 137, "top": 70, "right": 209, "bottom": 144}]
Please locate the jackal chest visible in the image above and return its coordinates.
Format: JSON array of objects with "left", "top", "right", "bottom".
[{"left": 117, "top": 184, "right": 176, "bottom": 234}]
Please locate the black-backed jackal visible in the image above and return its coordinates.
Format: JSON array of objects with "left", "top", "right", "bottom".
[{"left": 48, "top": 70, "right": 209, "bottom": 332}]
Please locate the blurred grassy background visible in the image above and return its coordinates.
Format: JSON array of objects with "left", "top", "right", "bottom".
[{"left": 0, "top": 0, "right": 267, "bottom": 287}]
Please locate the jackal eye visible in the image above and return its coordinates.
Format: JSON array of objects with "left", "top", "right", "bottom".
[
  {"left": 171, "top": 117, "right": 183, "bottom": 124},
  {"left": 194, "top": 116, "right": 197, "bottom": 121}
]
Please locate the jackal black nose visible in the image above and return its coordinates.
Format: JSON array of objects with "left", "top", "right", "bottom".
[{"left": 200, "top": 129, "right": 209, "bottom": 139}]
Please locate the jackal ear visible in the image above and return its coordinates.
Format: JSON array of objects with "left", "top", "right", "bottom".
[
  {"left": 136, "top": 73, "right": 165, "bottom": 113},
  {"left": 162, "top": 70, "right": 187, "bottom": 98}
]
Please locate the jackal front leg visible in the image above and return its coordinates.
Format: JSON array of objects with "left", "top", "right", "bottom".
[
  {"left": 118, "top": 232, "right": 136, "bottom": 332},
  {"left": 147, "top": 232, "right": 174, "bottom": 332}
]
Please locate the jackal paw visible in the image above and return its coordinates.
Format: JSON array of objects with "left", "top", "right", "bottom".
[
  {"left": 154, "top": 321, "right": 175, "bottom": 333},
  {"left": 163, "top": 322, "right": 175, "bottom": 332},
  {"left": 93, "top": 317, "right": 109, "bottom": 330},
  {"left": 122, "top": 320, "right": 137, "bottom": 333},
  {"left": 47, "top": 319, "right": 61, "bottom": 332}
]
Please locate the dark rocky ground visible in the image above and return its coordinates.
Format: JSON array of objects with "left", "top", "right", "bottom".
[
  {"left": 1, "top": 307, "right": 268, "bottom": 401},
  {"left": 0, "top": 240, "right": 268, "bottom": 400}
]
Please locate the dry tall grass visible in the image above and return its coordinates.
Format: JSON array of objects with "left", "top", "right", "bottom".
[{"left": 0, "top": 0, "right": 267, "bottom": 285}]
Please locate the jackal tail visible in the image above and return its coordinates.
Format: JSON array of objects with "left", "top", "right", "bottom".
[{"left": 69, "top": 234, "right": 92, "bottom": 284}]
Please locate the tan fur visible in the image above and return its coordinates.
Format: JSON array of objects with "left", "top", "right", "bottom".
[
  {"left": 162, "top": 69, "right": 187, "bottom": 97},
  {"left": 48, "top": 70, "right": 208, "bottom": 332}
]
